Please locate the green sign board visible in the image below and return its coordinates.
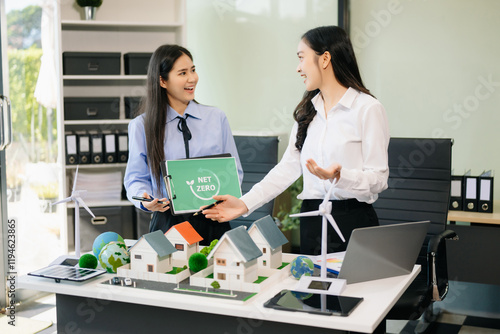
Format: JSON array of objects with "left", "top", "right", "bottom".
[{"left": 161, "top": 157, "right": 242, "bottom": 215}]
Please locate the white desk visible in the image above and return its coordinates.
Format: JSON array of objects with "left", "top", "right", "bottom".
[{"left": 19, "top": 259, "right": 420, "bottom": 334}]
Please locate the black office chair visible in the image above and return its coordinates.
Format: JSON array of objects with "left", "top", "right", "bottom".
[
  {"left": 231, "top": 135, "right": 279, "bottom": 229},
  {"left": 372, "top": 138, "right": 458, "bottom": 333}
]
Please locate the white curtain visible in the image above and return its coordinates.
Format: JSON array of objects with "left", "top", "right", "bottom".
[{"left": 34, "top": 0, "right": 57, "bottom": 109}]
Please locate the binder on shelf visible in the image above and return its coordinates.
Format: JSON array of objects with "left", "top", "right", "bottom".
[
  {"left": 65, "top": 133, "right": 77, "bottom": 165},
  {"left": 77, "top": 133, "right": 91, "bottom": 164},
  {"left": 117, "top": 133, "right": 129, "bottom": 163},
  {"left": 104, "top": 133, "right": 117, "bottom": 163},
  {"left": 478, "top": 170, "right": 494, "bottom": 213},
  {"left": 449, "top": 175, "right": 464, "bottom": 211},
  {"left": 160, "top": 155, "right": 241, "bottom": 215},
  {"left": 463, "top": 171, "right": 478, "bottom": 212},
  {"left": 90, "top": 133, "right": 104, "bottom": 164}
]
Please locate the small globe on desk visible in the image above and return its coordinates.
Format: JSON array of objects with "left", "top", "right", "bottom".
[
  {"left": 99, "top": 241, "right": 130, "bottom": 273},
  {"left": 92, "top": 231, "right": 124, "bottom": 258},
  {"left": 290, "top": 255, "right": 315, "bottom": 280}
]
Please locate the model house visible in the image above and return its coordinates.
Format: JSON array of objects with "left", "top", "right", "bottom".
[
  {"left": 247, "top": 215, "right": 288, "bottom": 269},
  {"left": 164, "top": 221, "right": 203, "bottom": 267},
  {"left": 129, "top": 230, "right": 177, "bottom": 275},
  {"left": 207, "top": 226, "right": 262, "bottom": 285}
]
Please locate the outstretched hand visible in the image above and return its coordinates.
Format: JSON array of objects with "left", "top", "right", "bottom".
[
  {"left": 202, "top": 195, "right": 248, "bottom": 222},
  {"left": 306, "top": 159, "right": 342, "bottom": 182}
]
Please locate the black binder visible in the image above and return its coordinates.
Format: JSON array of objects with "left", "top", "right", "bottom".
[
  {"left": 65, "top": 133, "right": 77, "bottom": 165},
  {"left": 117, "top": 133, "right": 129, "bottom": 163},
  {"left": 77, "top": 133, "right": 91, "bottom": 164},
  {"left": 104, "top": 133, "right": 117, "bottom": 163},
  {"left": 478, "top": 172, "right": 494, "bottom": 213},
  {"left": 463, "top": 175, "right": 479, "bottom": 212},
  {"left": 91, "top": 133, "right": 104, "bottom": 164},
  {"left": 449, "top": 175, "right": 464, "bottom": 211}
]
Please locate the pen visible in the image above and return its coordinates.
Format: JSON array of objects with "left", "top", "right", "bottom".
[
  {"left": 132, "top": 196, "right": 168, "bottom": 205},
  {"left": 193, "top": 200, "right": 224, "bottom": 216}
]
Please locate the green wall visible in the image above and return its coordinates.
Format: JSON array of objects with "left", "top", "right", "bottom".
[
  {"left": 351, "top": 0, "right": 500, "bottom": 200},
  {"left": 187, "top": 0, "right": 338, "bottom": 142}
]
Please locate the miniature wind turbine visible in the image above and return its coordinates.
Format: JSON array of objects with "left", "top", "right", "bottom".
[
  {"left": 52, "top": 166, "right": 95, "bottom": 258},
  {"left": 289, "top": 181, "right": 346, "bottom": 294}
]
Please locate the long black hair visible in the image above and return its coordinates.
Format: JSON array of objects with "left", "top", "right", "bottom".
[
  {"left": 293, "top": 26, "right": 373, "bottom": 151},
  {"left": 141, "top": 44, "right": 194, "bottom": 192}
]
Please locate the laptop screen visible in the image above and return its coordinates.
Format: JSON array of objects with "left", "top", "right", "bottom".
[{"left": 338, "top": 221, "right": 430, "bottom": 284}]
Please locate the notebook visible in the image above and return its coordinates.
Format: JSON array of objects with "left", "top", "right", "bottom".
[{"left": 332, "top": 221, "right": 430, "bottom": 284}]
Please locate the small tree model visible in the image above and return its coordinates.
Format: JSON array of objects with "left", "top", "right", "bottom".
[
  {"left": 188, "top": 252, "right": 208, "bottom": 273},
  {"left": 211, "top": 281, "right": 220, "bottom": 291},
  {"left": 76, "top": 0, "right": 103, "bottom": 7},
  {"left": 200, "top": 239, "right": 218, "bottom": 256},
  {"left": 79, "top": 254, "right": 98, "bottom": 269}
]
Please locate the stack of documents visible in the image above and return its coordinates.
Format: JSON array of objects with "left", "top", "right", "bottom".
[
  {"left": 309, "top": 252, "right": 345, "bottom": 274},
  {"left": 73, "top": 170, "right": 123, "bottom": 202}
]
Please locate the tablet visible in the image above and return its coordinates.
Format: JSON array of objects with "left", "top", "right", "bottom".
[{"left": 263, "top": 289, "right": 363, "bottom": 316}]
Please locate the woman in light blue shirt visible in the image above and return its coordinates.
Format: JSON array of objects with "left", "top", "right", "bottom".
[{"left": 124, "top": 44, "right": 243, "bottom": 244}]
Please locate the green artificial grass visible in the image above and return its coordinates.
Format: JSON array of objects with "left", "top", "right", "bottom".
[
  {"left": 242, "top": 293, "right": 257, "bottom": 302},
  {"left": 253, "top": 276, "right": 268, "bottom": 284},
  {"left": 205, "top": 273, "right": 214, "bottom": 279},
  {"left": 278, "top": 262, "right": 290, "bottom": 270},
  {"left": 166, "top": 267, "right": 186, "bottom": 275}
]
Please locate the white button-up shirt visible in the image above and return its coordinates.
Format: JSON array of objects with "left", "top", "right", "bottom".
[{"left": 241, "top": 87, "right": 389, "bottom": 214}]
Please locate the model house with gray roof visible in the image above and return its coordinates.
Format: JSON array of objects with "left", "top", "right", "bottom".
[
  {"left": 129, "top": 230, "right": 177, "bottom": 274},
  {"left": 248, "top": 215, "right": 288, "bottom": 269},
  {"left": 207, "top": 226, "right": 262, "bottom": 287}
]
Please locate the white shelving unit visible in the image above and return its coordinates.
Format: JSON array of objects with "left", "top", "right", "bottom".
[{"left": 54, "top": 0, "right": 186, "bottom": 251}]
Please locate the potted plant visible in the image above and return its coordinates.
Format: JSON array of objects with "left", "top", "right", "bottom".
[
  {"left": 32, "top": 182, "right": 59, "bottom": 213},
  {"left": 75, "top": 0, "right": 103, "bottom": 20},
  {"left": 275, "top": 176, "right": 303, "bottom": 252}
]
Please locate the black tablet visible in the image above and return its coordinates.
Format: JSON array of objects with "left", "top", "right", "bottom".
[{"left": 263, "top": 290, "right": 363, "bottom": 316}]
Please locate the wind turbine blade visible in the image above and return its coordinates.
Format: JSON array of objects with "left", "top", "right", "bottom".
[
  {"left": 72, "top": 165, "right": 79, "bottom": 193},
  {"left": 325, "top": 214, "right": 345, "bottom": 242},
  {"left": 76, "top": 197, "right": 95, "bottom": 218},
  {"left": 51, "top": 197, "right": 72, "bottom": 206},
  {"left": 322, "top": 180, "right": 337, "bottom": 207},
  {"left": 289, "top": 210, "right": 321, "bottom": 217}
]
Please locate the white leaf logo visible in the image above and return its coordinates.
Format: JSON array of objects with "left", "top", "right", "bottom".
[{"left": 186, "top": 180, "right": 194, "bottom": 186}]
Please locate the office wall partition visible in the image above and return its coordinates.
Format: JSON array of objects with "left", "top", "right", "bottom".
[{"left": 187, "top": 0, "right": 340, "bottom": 137}]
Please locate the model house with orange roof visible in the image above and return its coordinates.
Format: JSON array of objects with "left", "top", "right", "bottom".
[
  {"left": 247, "top": 215, "right": 288, "bottom": 269},
  {"left": 164, "top": 221, "right": 203, "bottom": 267}
]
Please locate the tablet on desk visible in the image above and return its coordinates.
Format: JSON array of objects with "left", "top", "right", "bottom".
[{"left": 264, "top": 290, "right": 363, "bottom": 316}]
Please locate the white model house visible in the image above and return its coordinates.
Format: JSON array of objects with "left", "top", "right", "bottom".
[
  {"left": 248, "top": 215, "right": 288, "bottom": 269},
  {"left": 129, "top": 230, "right": 177, "bottom": 274},
  {"left": 164, "top": 221, "right": 203, "bottom": 267},
  {"left": 207, "top": 226, "right": 262, "bottom": 289}
]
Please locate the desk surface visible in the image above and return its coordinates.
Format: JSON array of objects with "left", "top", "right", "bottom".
[
  {"left": 19, "top": 255, "right": 420, "bottom": 334},
  {"left": 448, "top": 200, "right": 500, "bottom": 225}
]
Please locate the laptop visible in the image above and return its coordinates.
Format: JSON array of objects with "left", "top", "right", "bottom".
[{"left": 336, "top": 221, "right": 430, "bottom": 284}]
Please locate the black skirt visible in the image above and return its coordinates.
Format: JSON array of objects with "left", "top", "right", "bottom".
[
  {"left": 299, "top": 198, "right": 379, "bottom": 255},
  {"left": 149, "top": 210, "right": 230, "bottom": 246}
]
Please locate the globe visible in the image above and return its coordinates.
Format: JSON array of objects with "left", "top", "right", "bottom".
[
  {"left": 290, "top": 255, "right": 315, "bottom": 280},
  {"left": 99, "top": 241, "right": 130, "bottom": 273},
  {"left": 92, "top": 231, "right": 124, "bottom": 258}
]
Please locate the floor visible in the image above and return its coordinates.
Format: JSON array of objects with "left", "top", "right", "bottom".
[{"left": 14, "top": 293, "right": 500, "bottom": 334}]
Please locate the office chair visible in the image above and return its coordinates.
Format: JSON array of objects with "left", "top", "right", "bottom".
[
  {"left": 231, "top": 135, "right": 279, "bottom": 229},
  {"left": 372, "top": 138, "right": 458, "bottom": 333}
]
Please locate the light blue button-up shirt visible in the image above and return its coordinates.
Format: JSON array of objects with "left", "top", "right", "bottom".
[{"left": 124, "top": 101, "right": 243, "bottom": 209}]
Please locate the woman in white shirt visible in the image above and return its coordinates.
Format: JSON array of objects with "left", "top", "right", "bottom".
[{"left": 204, "top": 26, "right": 389, "bottom": 255}]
